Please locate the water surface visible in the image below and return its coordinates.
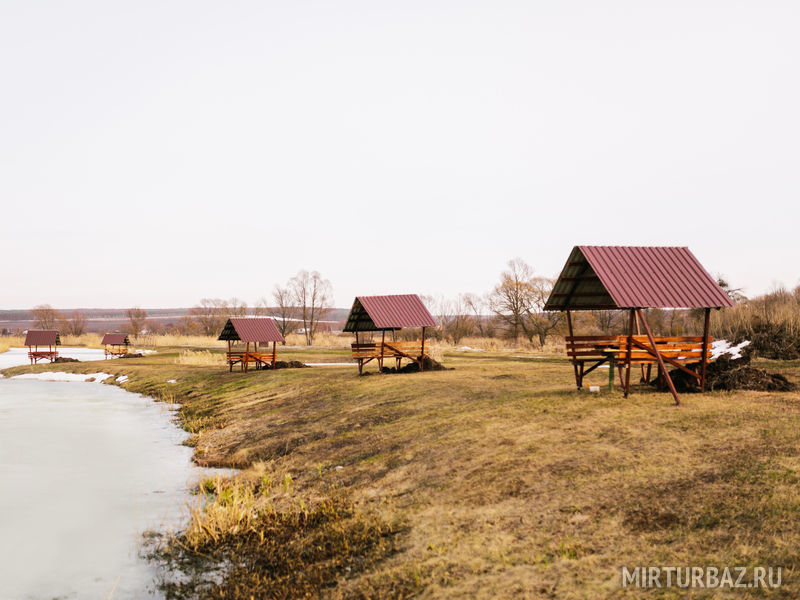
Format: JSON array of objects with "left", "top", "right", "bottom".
[{"left": 0, "top": 351, "right": 209, "bottom": 599}]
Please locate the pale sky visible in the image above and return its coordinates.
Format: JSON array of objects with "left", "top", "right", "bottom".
[{"left": 2, "top": 1, "right": 798, "bottom": 309}]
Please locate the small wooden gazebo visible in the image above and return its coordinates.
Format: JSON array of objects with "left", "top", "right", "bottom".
[
  {"left": 343, "top": 294, "right": 437, "bottom": 375},
  {"left": 218, "top": 317, "right": 285, "bottom": 372},
  {"left": 25, "top": 330, "right": 60, "bottom": 364},
  {"left": 544, "top": 246, "right": 734, "bottom": 405},
  {"left": 102, "top": 333, "right": 130, "bottom": 358}
]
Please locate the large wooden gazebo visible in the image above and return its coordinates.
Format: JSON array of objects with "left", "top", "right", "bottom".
[
  {"left": 102, "top": 333, "right": 130, "bottom": 358},
  {"left": 544, "top": 246, "right": 734, "bottom": 405},
  {"left": 25, "top": 330, "right": 60, "bottom": 364},
  {"left": 344, "top": 294, "right": 437, "bottom": 375},
  {"left": 218, "top": 317, "right": 285, "bottom": 372}
]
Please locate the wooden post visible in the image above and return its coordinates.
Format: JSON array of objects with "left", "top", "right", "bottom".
[
  {"left": 566, "top": 310, "right": 580, "bottom": 389},
  {"left": 244, "top": 342, "right": 249, "bottom": 373},
  {"left": 624, "top": 309, "right": 634, "bottom": 397},
  {"left": 701, "top": 308, "right": 711, "bottom": 392},
  {"left": 636, "top": 309, "right": 680, "bottom": 406},
  {"left": 272, "top": 341, "right": 276, "bottom": 370},
  {"left": 420, "top": 327, "right": 426, "bottom": 372},
  {"left": 380, "top": 329, "right": 385, "bottom": 374}
]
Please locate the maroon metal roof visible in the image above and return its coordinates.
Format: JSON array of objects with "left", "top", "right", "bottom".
[
  {"left": 545, "top": 246, "right": 735, "bottom": 310},
  {"left": 344, "top": 294, "right": 437, "bottom": 331},
  {"left": 24, "top": 330, "right": 60, "bottom": 346},
  {"left": 102, "top": 333, "right": 129, "bottom": 346},
  {"left": 218, "top": 317, "right": 285, "bottom": 343}
]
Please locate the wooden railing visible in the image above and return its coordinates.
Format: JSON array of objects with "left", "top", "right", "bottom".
[
  {"left": 565, "top": 335, "right": 712, "bottom": 390},
  {"left": 351, "top": 341, "right": 426, "bottom": 374},
  {"left": 28, "top": 350, "right": 58, "bottom": 365},
  {"left": 226, "top": 351, "right": 276, "bottom": 372}
]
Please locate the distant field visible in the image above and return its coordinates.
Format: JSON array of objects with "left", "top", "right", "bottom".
[{"left": 4, "top": 349, "right": 799, "bottom": 598}]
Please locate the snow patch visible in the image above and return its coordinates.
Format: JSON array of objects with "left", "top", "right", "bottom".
[
  {"left": 116, "top": 375, "right": 129, "bottom": 383},
  {"left": 11, "top": 372, "right": 112, "bottom": 383},
  {"left": 711, "top": 339, "right": 751, "bottom": 361},
  {"left": 167, "top": 379, "right": 177, "bottom": 384}
]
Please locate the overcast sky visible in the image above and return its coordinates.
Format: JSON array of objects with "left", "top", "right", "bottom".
[{"left": 1, "top": 1, "right": 798, "bottom": 309}]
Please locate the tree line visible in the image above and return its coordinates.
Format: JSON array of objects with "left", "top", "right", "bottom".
[{"left": 23, "top": 261, "right": 757, "bottom": 350}]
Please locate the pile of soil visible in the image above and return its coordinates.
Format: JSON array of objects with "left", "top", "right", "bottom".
[
  {"left": 373, "top": 356, "right": 451, "bottom": 375},
  {"left": 120, "top": 353, "right": 144, "bottom": 359},
  {"left": 272, "top": 361, "right": 309, "bottom": 370},
  {"left": 53, "top": 356, "right": 79, "bottom": 363},
  {"left": 664, "top": 351, "right": 795, "bottom": 393}
]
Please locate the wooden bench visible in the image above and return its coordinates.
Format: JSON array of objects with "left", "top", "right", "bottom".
[
  {"left": 351, "top": 341, "right": 426, "bottom": 374},
  {"left": 104, "top": 347, "right": 129, "bottom": 359},
  {"left": 566, "top": 335, "right": 712, "bottom": 390},
  {"left": 28, "top": 350, "right": 58, "bottom": 365},
  {"left": 226, "top": 351, "right": 277, "bottom": 372}
]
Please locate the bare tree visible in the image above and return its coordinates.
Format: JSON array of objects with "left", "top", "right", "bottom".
[
  {"left": 437, "top": 295, "right": 475, "bottom": 345},
  {"left": 228, "top": 297, "right": 249, "bottom": 317},
  {"left": 265, "top": 285, "right": 300, "bottom": 344},
  {"left": 126, "top": 307, "right": 148, "bottom": 337},
  {"left": 289, "top": 270, "right": 333, "bottom": 346},
  {"left": 31, "top": 304, "right": 61, "bottom": 329},
  {"left": 488, "top": 258, "right": 535, "bottom": 340},
  {"left": 488, "top": 259, "right": 561, "bottom": 346},
  {"left": 61, "top": 310, "right": 87, "bottom": 336},
  {"left": 463, "top": 293, "right": 488, "bottom": 336},
  {"left": 187, "top": 298, "right": 229, "bottom": 336}
]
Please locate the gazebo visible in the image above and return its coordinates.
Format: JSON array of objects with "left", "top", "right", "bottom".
[
  {"left": 218, "top": 317, "right": 285, "bottom": 372},
  {"left": 102, "top": 333, "right": 130, "bottom": 358},
  {"left": 25, "top": 330, "right": 60, "bottom": 364},
  {"left": 344, "top": 294, "right": 437, "bottom": 374},
  {"left": 544, "top": 246, "right": 734, "bottom": 405}
]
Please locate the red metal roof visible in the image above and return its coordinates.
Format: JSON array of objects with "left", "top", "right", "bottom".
[
  {"left": 545, "top": 246, "right": 735, "bottom": 310},
  {"left": 218, "top": 317, "right": 285, "bottom": 343},
  {"left": 102, "top": 333, "right": 129, "bottom": 345},
  {"left": 24, "top": 330, "right": 60, "bottom": 346},
  {"left": 344, "top": 294, "right": 437, "bottom": 331}
]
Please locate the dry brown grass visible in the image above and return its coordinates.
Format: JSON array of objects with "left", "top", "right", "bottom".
[
  {"left": 7, "top": 350, "right": 800, "bottom": 598},
  {"left": 0, "top": 336, "right": 24, "bottom": 353},
  {"left": 174, "top": 350, "right": 226, "bottom": 366}
]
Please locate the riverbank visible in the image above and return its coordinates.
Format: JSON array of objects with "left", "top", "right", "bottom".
[{"left": 4, "top": 348, "right": 800, "bottom": 598}]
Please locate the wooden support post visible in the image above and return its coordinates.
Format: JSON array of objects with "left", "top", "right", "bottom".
[
  {"left": 566, "top": 310, "right": 580, "bottom": 389},
  {"left": 608, "top": 358, "right": 614, "bottom": 391},
  {"left": 244, "top": 342, "right": 249, "bottom": 373},
  {"left": 272, "top": 341, "right": 277, "bottom": 370},
  {"left": 420, "top": 327, "right": 426, "bottom": 372},
  {"left": 636, "top": 309, "right": 680, "bottom": 406},
  {"left": 380, "top": 330, "right": 385, "bottom": 374},
  {"left": 624, "top": 309, "right": 634, "bottom": 398},
  {"left": 701, "top": 308, "right": 711, "bottom": 392}
]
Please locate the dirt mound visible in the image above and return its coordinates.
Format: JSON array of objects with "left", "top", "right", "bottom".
[
  {"left": 665, "top": 352, "right": 795, "bottom": 392},
  {"left": 53, "top": 356, "right": 79, "bottom": 363},
  {"left": 373, "top": 356, "right": 451, "bottom": 375},
  {"left": 273, "top": 361, "right": 309, "bottom": 370},
  {"left": 120, "top": 353, "right": 144, "bottom": 359}
]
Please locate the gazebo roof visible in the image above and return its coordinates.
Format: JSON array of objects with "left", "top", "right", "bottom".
[
  {"left": 343, "top": 294, "right": 437, "bottom": 332},
  {"left": 544, "top": 246, "right": 734, "bottom": 311},
  {"left": 25, "top": 330, "right": 61, "bottom": 346},
  {"left": 102, "top": 333, "right": 130, "bottom": 345},
  {"left": 218, "top": 317, "right": 285, "bottom": 343}
]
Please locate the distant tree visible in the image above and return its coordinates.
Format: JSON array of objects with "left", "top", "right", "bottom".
[
  {"left": 61, "top": 310, "right": 87, "bottom": 336},
  {"left": 126, "top": 307, "right": 148, "bottom": 337},
  {"left": 437, "top": 295, "right": 475, "bottom": 345},
  {"left": 265, "top": 285, "right": 300, "bottom": 344},
  {"left": 228, "top": 297, "right": 249, "bottom": 317},
  {"left": 591, "top": 310, "right": 619, "bottom": 334},
  {"left": 488, "top": 259, "right": 561, "bottom": 346},
  {"left": 463, "top": 293, "right": 488, "bottom": 337},
  {"left": 188, "top": 298, "right": 229, "bottom": 336},
  {"left": 289, "top": 270, "right": 333, "bottom": 346},
  {"left": 31, "top": 304, "right": 61, "bottom": 329}
]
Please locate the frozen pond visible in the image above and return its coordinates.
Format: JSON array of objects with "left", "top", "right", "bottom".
[
  {"left": 0, "top": 346, "right": 108, "bottom": 370},
  {"left": 0, "top": 351, "right": 212, "bottom": 599}
]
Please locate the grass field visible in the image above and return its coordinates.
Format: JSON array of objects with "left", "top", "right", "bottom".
[{"left": 3, "top": 347, "right": 800, "bottom": 598}]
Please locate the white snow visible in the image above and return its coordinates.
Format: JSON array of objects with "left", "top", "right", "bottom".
[
  {"left": 133, "top": 349, "right": 156, "bottom": 355},
  {"left": 167, "top": 379, "right": 177, "bottom": 384},
  {"left": 457, "top": 346, "right": 487, "bottom": 352},
  {"left": 711, "top": 339, "right": 751, "bottom": 361},
  {"left": 11, "top": 372, "right": 112, "bottom": 383},
  {"left": 116, "top": 375, "right": 129, "bottom": 383}
]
